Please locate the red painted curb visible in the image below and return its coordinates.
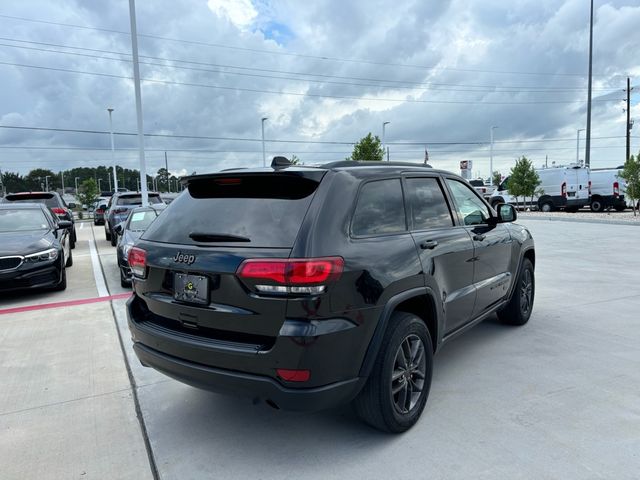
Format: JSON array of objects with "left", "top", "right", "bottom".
[{"left": 0, "top": 292, "right": 132, "bottom": 316}]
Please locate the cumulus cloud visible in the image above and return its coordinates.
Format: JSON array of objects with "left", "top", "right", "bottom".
[{"left": 0, "top": 0, "right": 638, "bottom": 179}]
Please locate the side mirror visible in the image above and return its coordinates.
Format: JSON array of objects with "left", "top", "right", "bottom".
[
  {"left": 67, "top": 202, "right": 77, "bottom": 209},
  {"left": 114, "top": 223, "right": 123, "bottom": 235},
  {"left": 497, "top": 204, "right": 517, "bottom": 223},
  {"left": 57, "top": 220, "right": 73, "bottom": 229}
]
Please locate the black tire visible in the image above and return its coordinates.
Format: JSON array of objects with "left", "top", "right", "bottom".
[
  {"left": 353, "top": 312, "right": 433, "bottom": 433},
  {"left": 497, "top": 258, "right": 534, "bottom": 326},
  {"left": 120, "top": 268, "right": 131, "bottom": 288},
  {"left": 70, "top": 228, "right": 76, "bottom": 249},
  {"left": 54, "top": 266, "right": 67, "bottom": 291},
  {"left": 110, "top": 230, "right": 117, "bottom": 246},
  {"left": 105, "top": 224, "right": 111, "bottom": 241},
  {"left": 65, "top": 248, "right": 73, "bottom": 267},
  {"left": 590, "top": 198, "right": 604, "bottom": 213},
  {"left": 539, "top": 201, "right": 553, "bottom": 213}
]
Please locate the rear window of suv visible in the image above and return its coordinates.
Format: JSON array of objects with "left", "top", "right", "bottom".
[
  {"left": 117, "top": 194, "right": 162, "bottom": 205},
  {"left": 5, "top": 193, "right": 61, "bottom": 209},
  {"left": 142, "top": 173, "right": 322, "bottom": 248}
]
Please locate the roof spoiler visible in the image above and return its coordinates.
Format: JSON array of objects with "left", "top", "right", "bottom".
[{"left": 271, "top": 156, "right": 292, "bottom": 170}]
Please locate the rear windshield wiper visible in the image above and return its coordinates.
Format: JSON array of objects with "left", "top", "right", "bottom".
[{"left": 189, "top": 232, "right": 251, "bottom": 243}]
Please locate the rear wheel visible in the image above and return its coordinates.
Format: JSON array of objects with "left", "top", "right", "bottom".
[
  {"left": 353, "top": 312, "right": 433, "bottom": 433},
  {"left": 70, "top": 228, "right": 76, "bottom": 249},
  {"left": 105, "top": 225, "right": 111, "bottom": 241},
  {"left": 590, "top": 198, "right": 604, "bottom": 212},
  {"left": 110, "top": 229, "right": 117, "bottom": 246},
  {"left": 120, "top": 268, "right": 131, "bottom": 288},
  {"left": 497, "top": 258, "right": 534, "bottom": 326},
  {"left": 539, "top": 201, "right": 553, "bottom": 213}
]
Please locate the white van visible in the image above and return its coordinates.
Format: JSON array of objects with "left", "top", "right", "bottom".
[
  {"left": 589, "top": 168, "right": 627, "bottom": 212},
  {"left": 490, "top": 164, "right": 590, "bottom": 212}
]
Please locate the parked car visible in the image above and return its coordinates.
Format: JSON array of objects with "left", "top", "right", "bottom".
[
  {"left": 0, "top": 203, "right": 73, "bottom": 292},
  {"left": 126, "top": 159, "right": 535, "bottom": 433},
  {"left": 91, "top": 197, "right": 110, "bottom": 225},
  {"left": 104, "top": 191, "right": 163, "bottom": 246},
  {"left": 115, "top": 204, "right": 166, "bottom": 287},
  {"left": 2, "top": 192, "right": 77, "bottom": 248},
  {"left": 490, "top": 164, "right": 590, "bottom": 212},
  {"left": 589, "top": 167, "right": 627, "bottom": 212}
]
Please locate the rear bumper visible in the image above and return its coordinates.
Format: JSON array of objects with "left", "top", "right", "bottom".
[{"left": 133, "top": 342, "right": 364, "bottom": 411}]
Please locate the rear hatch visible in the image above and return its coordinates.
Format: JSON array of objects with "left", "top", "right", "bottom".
[{"left": 132, "top": 171, "right": 325, "bottom": 349}]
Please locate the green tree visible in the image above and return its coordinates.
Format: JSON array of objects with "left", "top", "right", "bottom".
[
  {"left": 508, "top": 156, "right": 540, "bottom": 210},
  {"left": 619, "top": 153, "right": 640, "bottom": 216},
  {"left": 156, "top": 168, "right": 170, "bottom": 192},
  {"left": 1, "top": 171, "right": 26, "bottom": 194},
  {"left": 290, "top": 154, "right": 301, "bottom": 165},
  {"left": 349, "top": 133, "right": 385, "bottom": 161},
  {"left": 24, "top": 168, "right": 56, "bottom": 191},
  {"left": 76, "top": 179, "right": 99, "bottom": 217}
]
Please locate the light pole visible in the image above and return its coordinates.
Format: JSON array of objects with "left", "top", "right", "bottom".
[
  {"left": 490, "top": 126, "right": 498, "bottom": 181},
  {"left": 75, "top": 176, "right": 80, "bottom": 194},
  {"left": 382, "top": 121, "right": 390, "bottom": 161},
  {"left": 576, "top": 128, "right": 585, "bottom": 164},
  {"left": 107, "top": 108, "right": 119, "bottom": 193},
  {"left": 98, "top": 178, "right": 103, "bottom": 192},
  {"left": 61, "top": 171, "right": 65, "bottom": 193},
  {"left": 261, "top": 117, "right": 268, "bottom": 167},
  {"left": 585, "top": 0, "right": 594, "bottom": 168},
  {"left": 45, "top": 175, "right": 50, "bottom": 192}
]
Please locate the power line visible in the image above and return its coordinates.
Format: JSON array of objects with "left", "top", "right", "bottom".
[
  {"left": 0, "top": 60, "right": 624, "bottom": 105},
  {"left": 0, "top": 13, "right": 609, "bottom": 77},
  {"left": 0, "top": 38, "right": 621, "bottom": 94}
]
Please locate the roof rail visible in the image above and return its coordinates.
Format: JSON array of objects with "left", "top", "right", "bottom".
[{"left": 320, "top": 160, "right": 433, "bottom": 169}]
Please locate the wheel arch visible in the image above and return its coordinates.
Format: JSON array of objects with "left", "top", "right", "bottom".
[{"left": 359, "top": 288, "right": 440, "bottom": 379}]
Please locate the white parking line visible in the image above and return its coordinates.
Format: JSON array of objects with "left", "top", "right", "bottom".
[{"left": 88, "top": 237, "right": 109, "bottom": 297}]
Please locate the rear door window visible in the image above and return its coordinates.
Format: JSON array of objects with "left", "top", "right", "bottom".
[
  {"left": 142, "top": 174, "right": 322, "bottom": 248},
  {"left": 406, "top": 178, "right": 453, "bottom": 230},
  {"left": 352, "top": 179, "right": 406, "bottom": 236}
]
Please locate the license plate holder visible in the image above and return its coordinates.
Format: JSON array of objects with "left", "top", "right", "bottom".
[{"left": 173, "top": 273, "right": 209, "bottom": 305}]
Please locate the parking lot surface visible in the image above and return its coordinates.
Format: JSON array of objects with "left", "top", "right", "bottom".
[{"left": 1, "top": 218, "right": 639, "bottom": 479}]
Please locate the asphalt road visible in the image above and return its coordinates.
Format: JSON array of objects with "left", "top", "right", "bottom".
[{"left": 1, "top": 218, "right": 639, "bottom": 479}]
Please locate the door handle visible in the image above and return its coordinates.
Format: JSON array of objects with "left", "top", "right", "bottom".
[
  {"left": 473, "top": 234, "right": 486, "bottom": 241},
  {"left": 420, "top": 240, "right": 438, "bottom": 250}
]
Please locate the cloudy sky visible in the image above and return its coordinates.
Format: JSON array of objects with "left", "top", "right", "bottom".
[{"left": 0, "top": 0, "right": 639, "bottom": 179}]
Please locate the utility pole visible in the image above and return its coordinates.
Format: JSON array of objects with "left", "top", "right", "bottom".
[
  {"left": 261, "top": 117, "right": 268, "bottom": 167},
  {"left": 626, "top": 77, "right": 633, "bottom": 162},
  {"left": 107, "top": 108, "right": 118, "bottom": 193},
  {"left": 585, "top": 0, "right": 594, "bottom": 168},
  {"left": 61, "top": 171, "right": 65, "bottom": 193},
  {"left": 576, "top": 128, "right": 585, "bottom": 164},
  {"left": 490, "top": 126, "right": 498, "bottom": 179},
  {"left": 382, "top": 121, "right": 390, "bottom": 161},
  {"left": 75, "top": 177, "right": 79, "bottom": 194},
  {"left": 128, "top": 0, "right": 149, "bottom": 206}
]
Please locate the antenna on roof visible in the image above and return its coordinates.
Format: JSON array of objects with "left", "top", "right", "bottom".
[{"left": 271, "top": 156, "right": 292, "bottom": 170}]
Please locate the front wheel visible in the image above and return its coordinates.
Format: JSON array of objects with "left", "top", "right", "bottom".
[
  {"left": 353, "top": 312, "right": 433, "bottom": 433},
  {"left": 497, "top": 258, "right": 534, "bottom": 326},
  {"left": 105, "top": 226, "right": 111, "bottom": 241},
  {"left": 590, "top": 199, "right": 604, "bottom": 212},
  {"left": 110, "top": 230, "right": 117, "bottom": 247},
  {"left": 54, "top": 265, "right": 67, "bottom": 291},
  {"left": 539, "top": 201, "right": 553, "bottom": 213}
]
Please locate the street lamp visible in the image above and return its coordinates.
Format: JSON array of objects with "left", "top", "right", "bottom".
[
  {"left": 490, "top": 126, "right": 498, "bottom": 181},
  {"left": 382, "top": 121, "right": 390, "bottom": 161},
  {"left": 261, "top": 117, "right": 268, "bottom": 167},
  {"left": 98, "top": 178, "right": 103, "bottom": 192},
  {"left": 576, "top": 128, "right": 585, "bottom": 164},
  {"left": 107, "top": 108, "right": 119, "bottom": 192},
  {"left": 75, "top": 176, "right": 80, "bottom": 194},
  {"left": 45, "top": 175, "right": 51, "bottom": 192}
]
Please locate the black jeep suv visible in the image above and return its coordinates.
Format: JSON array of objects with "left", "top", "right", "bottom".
[{"left": 127, "top": 160, "right": 535, "bottom": 432}]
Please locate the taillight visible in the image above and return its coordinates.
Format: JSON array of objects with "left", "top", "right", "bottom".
[
  {"left": 613, "top": 181, "right": 619, "bottom": 197},
  {"left": 96, "top": 208, "right": 104, "bottom": 214},
  {"left": 128, "top": 247, "right": 147, "bottom": 278},
  {"left": 51, "top": 207, "right": 66, "bottom": 215},
  {"left": 561, "top": 182, "right": 567, "bottom": 197},
  {"left": 588, "top": 180, "right": 592, "bottom": 195},
  {"left": 237, "top": 257, "right": 344, "bottom": 295}
]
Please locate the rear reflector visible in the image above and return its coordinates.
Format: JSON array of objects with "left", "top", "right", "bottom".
[
  {"left": 237, "top": 257, "right": 343, "bottom": 285},
  {"left": 276, "top": 369, "right": 310, "bottom": 382},
  {"left": 613, "top": 181, "right": 619, "bottom": 197},
  {"left": 561, "top": 182, "right": 567, "bottom": 197},
  {"left": 128, "top": 247, "right": 147, "bottom": 278}
]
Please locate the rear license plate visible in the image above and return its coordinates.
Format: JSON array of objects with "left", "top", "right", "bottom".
[{"left": 174, "top": 273, "right": 209, "bottom": 305}]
